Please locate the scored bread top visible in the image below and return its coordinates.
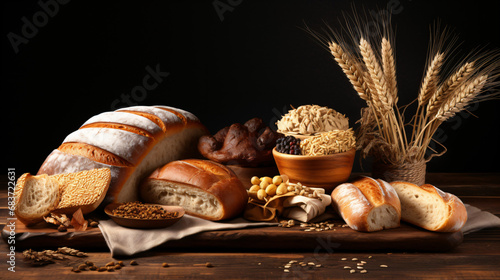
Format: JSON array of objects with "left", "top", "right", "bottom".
[
  {"left": 38, "top": 105, "right": 208, "bottom": 203},
  {"left": 351, "top": 177, "right": 386, "bottom": 207}
]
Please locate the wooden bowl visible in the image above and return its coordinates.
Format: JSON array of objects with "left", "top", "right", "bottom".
[
  {"left": 272, "top": 147, "right": 356, "bottom": 193},
  {"left": 104, "top": 203, "right": 185, "bottom": 229}
]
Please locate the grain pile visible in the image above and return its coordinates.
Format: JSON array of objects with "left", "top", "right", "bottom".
[{"left": 300, "top": 129, "right": 356, "bottom": 156}]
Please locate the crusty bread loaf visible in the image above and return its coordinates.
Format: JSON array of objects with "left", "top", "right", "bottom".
[
  {"left": 14, "top": 174, "right": 60, "bottom": 226},
  {"left": 14, "top": 168, "right": 111, "bottom": 226},
  {"left": 140, "top": 159, "right": 249, "bottom": 221},
  {"left": 390, "top": 181, "right": 467, "bottom": 232},
  {"left": 331, "top": 177, "right": 401, "bottom": 232},
  {"left": 37, "top": 105, "right": 208, "bottom": 203}
]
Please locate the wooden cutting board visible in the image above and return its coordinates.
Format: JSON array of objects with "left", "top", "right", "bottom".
[{"left": 2, "top": 218, "right": 463, "bottom": 252}]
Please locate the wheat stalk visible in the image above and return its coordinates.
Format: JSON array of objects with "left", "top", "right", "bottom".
[
  {"left": 328, "top": 42, "right": 370, "bottom": 101},
  {"left": 426, "top": 61, "right": 475, "bottom": 117},
  {"left": 381, "top": 37, "right": 398, "bottom": 104},
  {"left": 360, "top": 38, "right": 393, "bottom": 111},
  {"left": 418, "top": 52, "right": 444, "bottom": 106},
  {"left": 435, "top": 75, "right": 488, "bottom": 121},
  {"left": 313, "top": 11, "right": 499, "bottom": 166}
]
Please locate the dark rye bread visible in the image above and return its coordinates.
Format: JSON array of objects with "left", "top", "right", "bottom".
[{"left": 37, "top": 105, "right": 208, "bottom": 203}]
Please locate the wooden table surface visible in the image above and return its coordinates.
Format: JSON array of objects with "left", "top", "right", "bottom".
[{"left": 1, "top": 173, "right": 499, "bottom": 279}]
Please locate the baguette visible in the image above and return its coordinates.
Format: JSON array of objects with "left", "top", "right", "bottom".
[
  {"left": 140, "top": 159, "right": 248, "bottom": 221},
  {"left": 390, "top": 181, "right": 467, "bottom": 232},
  {"left": 331, "top": 177, "right": 401, "bottom": 232},
  {"left": 37, "top": 105, "right": 208, "bottom": 203}
]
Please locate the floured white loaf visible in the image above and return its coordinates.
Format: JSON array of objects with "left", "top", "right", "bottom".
[
  {"left": 140, "top": 159, "right": 249, "bottom": 221},
  {"left": 37, "top": 105, "right": 208, "bottom": 203},
  {"left": 390, "top": 182, "right": 467, "bottom": 232},
  {"left": 331, "top": 177, "right": 401, "bottom": 232}
]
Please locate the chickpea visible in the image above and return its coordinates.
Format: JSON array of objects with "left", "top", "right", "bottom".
[
  {"left": 250, "top": 176, "right": 261, "bottom": 185},
  {"left": 277, "top": 183, "right": 288, "bottom": 195},
  {"left": 272, "top": 176, "right": 283, "bottom": 186},
  {"left": 249, "top": 185, "right": 260, "bottom": 192},
  {"left": 265, "top": 184, "right": 277, "bottom": 196},
  {"left": 260, "top": 177, "right": 273, "bottom": 184},
  {"left": 260, "top": 180, "right": 270, "bottom": 189},
  {"left": 257, "top": 189, "right": 267, "bottom": 200}
]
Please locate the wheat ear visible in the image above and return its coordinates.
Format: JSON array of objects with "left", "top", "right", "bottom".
[
  {"left": 328, "top": 42, "right": 370, "bottom": 101},
  {"left": 381, "top": 37, "right": 398, "bottom": 104},
  {"left": 418, "top": 52, "right": 444, "bottom": 106},
  {"left": 435, "top": 75, "right": 488, "bottom": 121},
  {"left": 360, "top": 38, "right": 392, "bottom": 110},
  {"left": 426, "top": 61, "right": 475, "bottom": 117}
]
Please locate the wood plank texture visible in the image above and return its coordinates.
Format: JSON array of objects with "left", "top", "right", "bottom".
[{"left": 1, "top": 173, "right": 499, "bottom": 279}]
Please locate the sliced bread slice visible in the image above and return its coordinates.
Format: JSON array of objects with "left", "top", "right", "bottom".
[
  {"left": 14, "top": 173, "right": 60, "bottom": 226},
  {"left": 51, "top": 168, "right": 111, "bottom": 214},
  {"left": 14, "top": 168, "right": 111, "bottom": 226},
  {"left": 390, "top": 181, "right": 467, "bottom": 232}
]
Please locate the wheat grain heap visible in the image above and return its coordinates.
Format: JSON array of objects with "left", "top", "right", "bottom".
[
  {"left": 276, "top": 105, "right": 349, "bottom": 135},
  {"left": 301, "top": 129, "right": 356, "bottom": 156}
]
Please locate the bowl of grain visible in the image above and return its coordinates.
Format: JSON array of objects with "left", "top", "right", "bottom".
[{"left": 272, "top": 129, "right": 356, "bottom": 193}]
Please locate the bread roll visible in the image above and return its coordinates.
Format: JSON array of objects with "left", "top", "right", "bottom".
[
  {"left": 37, "top": 105, "right": 208, "bottom": 203},
  {"left": 331, "top": 177, "right": 401, "bottom": 232},
  {"left": 390, "top": 181, "right": 467, "bottom": 232},
  {"left": 140, "top": 159, "right": 248, "bottom": 221}
]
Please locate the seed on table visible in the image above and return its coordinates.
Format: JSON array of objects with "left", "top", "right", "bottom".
[
  {"left": 284, "top": 269, "right": 290, "bottom": 273},
  {"left": 361, "top": 261, "right": 366, "bottom": 264},
  {"left": 130, "top": 260, "right": 138, "bottom": 265},
  {"left": 352, "top": 258, "right": 358, "bottom": 261},
  {"left": 344, "top": 266, "right": 351, "bottom": 269},
  {"left": 350, "top": 269, "right": 355, "bottom": 273},
  {"left": 162, "top": 263, "right": 169, "bottom": 267},
  {"left": 380, "top": 264, "right": 388, "bottom": 268},
  {"left": 118, "top": 261, "right": 125, "bottom": 266},
  {"left": 360, "top": 270, "right": 367, "bottom": 273},
  {"left": 308, "top": 262, "right": 315, "bottom": 266},
  {"left": 315, "top": 264, "right": 322, "bottom": 268},
  {"left": 107, "top": 267, "right": 114, "bottom": 272},
  {"left": 114, "top": 265, "right": 122, "bottom": 270},
  {"left": 341, "top": 258, "right": 347, "bottom": 261},
  {"left": 357, "top": 266, "right": 364, "bottom": 269},
  {"left": 368, "top": 256, "right": 373, "bottom": 259},
  {"left": 205, "top": 262, "right": 214, "bottom": 267},
  {"left": 106, "top": 261, "right": 115, "bottom": 267},
  {"left": 98, "top": 267, "right": 107, "bottom": 272}
]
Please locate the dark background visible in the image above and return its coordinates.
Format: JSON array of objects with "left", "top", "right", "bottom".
[{"left": 3, "top": 0, "right": 500, "bottom": 175}]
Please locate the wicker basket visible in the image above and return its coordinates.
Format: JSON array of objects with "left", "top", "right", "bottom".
[{"left": 372, "top": 160, "right": 426, "bottom": 185}]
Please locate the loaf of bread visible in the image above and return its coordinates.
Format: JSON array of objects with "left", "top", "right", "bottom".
[
  {"left": 140, "top": 159, "right": 248, "bottom": 221},
  {"left": 37, "top": 105, "right": 208, "bottom": 203},
  {"left": 331, "top": 177, "right": 401, "bottom": 232},
  {"left": 198, "top": 118, "right": 280, "bottom": 167},
  {"left": 14, "top": 168, "right": 111, "bottom": 226},
  {"left": 390, "top": 181, "right": 467, "bottom": 232}
]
